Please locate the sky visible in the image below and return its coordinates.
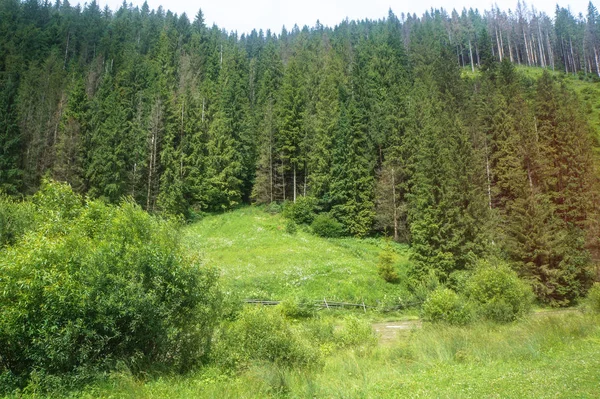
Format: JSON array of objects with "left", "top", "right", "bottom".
[{"left": 97, "top": 0, "right": 593, "bottom": 34}]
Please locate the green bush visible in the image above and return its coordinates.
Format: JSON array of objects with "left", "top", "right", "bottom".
[
  {"left": 422, "top": 288, "right": 472, "bottom": 325},
  {"left": 466, "top": 261, "right": 533, "bottom": 323},
  {"left": 0, "top": 195, "right": 36, "bottom": 248},
  {"left": 0, "top": 182, "right": 221, "bottom": 392},
  {"left": 278, "top": 297, "right": 316, "bottom": 319},
  {"left": 311, "top": 213, "right": 344, "bottom": 238},
  {"left": 335, "top": 316, "right": 377, "bottom": 349},
  {"left": 282, "top": 197, "right": 317, "bottom": 225},
  {"left": 582, "top": 282, "right": 600, "bottom": 313},
  {"left": 377, "top": 246, "right": 399, "bottom": 283},
  {"left": 212, "top": 307, "right": 320, "bottom": 370},
  {"left": 285, "top": 219, "right": 298, "bottom": 235},
  {"left": 264, "top": 202, "right": 283, "bottom": 214}
]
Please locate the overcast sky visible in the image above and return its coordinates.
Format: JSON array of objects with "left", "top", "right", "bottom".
[{"left": 97, "top": 0, "right": 593, "bottom": 34}]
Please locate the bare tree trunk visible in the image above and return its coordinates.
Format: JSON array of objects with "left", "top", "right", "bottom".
[
  {"left": 392, "top": 168, "right": 398, "bottom": 241},
  {"left": 594, "top": 46, "right": 600, "bottom": 76},
  {"left": 570, "top": 38, "right": 577, "bottom": 73},
  {"left": 63, "top": 32, "right": 70, "bottom": 69},
  {"left": 537, "top": 22, "right": 545, "bottom": 68},
  {"left": 293, "top": 164, "right": 297, "bottom": 203},
  {"left": 523, "top": 27, "right": 531, "bottom": 66},
  {"left": 546, "top": 32, "right": 554, "bottom": 70},
  {"left": 469, "top": 39, "right": 475, "bottom": 72}
]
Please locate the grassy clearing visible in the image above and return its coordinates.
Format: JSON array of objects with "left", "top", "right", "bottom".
[
  {"left": 183, "top": 206, "right": 412, "bottom": 306},
  {"left": 67, "top": 311, "right": 600, "bottom": 399}
]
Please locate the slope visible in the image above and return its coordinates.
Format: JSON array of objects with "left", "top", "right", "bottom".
[{"left": 182, "top": 206, "right": 412, "bottom": 306}]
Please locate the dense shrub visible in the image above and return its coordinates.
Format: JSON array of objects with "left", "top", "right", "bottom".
[
  {"left": 285, "top": 219, "right": 298, "bottom": 235},
  {"left": 422, "top": 288, "right": 472, "bottom": 325},
  {"left": 335, "top": 316, "right": 377, "bottom": 349},
  {"left": 282, "top": 197, "right": 317, "bottom": 225},
  {"left": 211, "top": 307, "right": 320, "bottom": 370},
  {"left": 466, "top": 262, "right": 533, "bottom": 323},
  {"left": 278, "top": 297, "right": 316, "bottom": 319},
  {"left": 264, "top": 202, "right": 283, "bottom": 214},
  {"left": 582, "top": 282, "right": 600, "bottom": 313},
  {"left": 0, "top": 182, "right": 221, "bottom": 392},
  {"left": 377, "top": 246, "right": 399, "bottom": 283},
  {"left": 0, "top": 195, "right": 36, "bottom": 248},
  {"left": 311, "top": 213, "right": 344, "bottom": 238}
]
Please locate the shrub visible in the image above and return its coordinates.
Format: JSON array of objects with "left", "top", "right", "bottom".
[
  {"left": 212, "top": 307, "right": 320, "bottom": 370},
  {"left": 285, "top": 219, "right": 298, "bottom": 235},
  {"left": 582, "top": 282, "right": 600, "bottom": 313},
  {"left": 335, "top": 316, "right": 377, "bottom": 350},
  {"left": 422, "top": 288, "right": 472, "bottom": 325},
  {"left": 0, "top": 182, "right": 221, "bottom": 392},
  {"left": 278, "top": 297, "right": 315, "bottom": 319},
  {"left": 466, "top": 261, "right": 533, "bottom": 323},
  {"left": 264, "top": 202, "right": 283, "bottom": 214},
  {"left": 377, "top": 245, "right": 399, "bottom": 283},
  {"left": 0, "top": 195, "right": 36, "bottom": 248},
  {"left": 311, "top": 213, "right": 344, "bottom": 238},
  {"left": 282, "top": 197, "right": 317, "bottom": 225}
]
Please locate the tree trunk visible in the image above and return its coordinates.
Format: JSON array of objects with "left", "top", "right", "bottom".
[
  {"left": 469, "top": 39, "right": 475, "bottom": 72},
  {"left": 392, "top": 168, "right": 398, "bottom": 241},
  {"left": 293, "top": 164, "right": 297, "bottom": 203}
]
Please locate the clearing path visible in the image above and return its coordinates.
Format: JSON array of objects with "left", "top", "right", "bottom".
[
  {"left": 373, "top": 320, "right": 421, "bottom": 344},
  {"left": 373, "top": 308, "right": 580, "bottom": 344}
]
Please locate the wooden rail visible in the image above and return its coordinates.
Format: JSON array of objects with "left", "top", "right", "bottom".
[{"left": 243, "top": 299, "right": 422, "bottom": 311}]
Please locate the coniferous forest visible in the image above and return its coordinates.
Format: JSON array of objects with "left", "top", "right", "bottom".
[
  {"left": 5, "top": 1, "right": 600, "bottom": 396},
  {"left": 2, "top": 0, "right": 600, "bottom": 309}
]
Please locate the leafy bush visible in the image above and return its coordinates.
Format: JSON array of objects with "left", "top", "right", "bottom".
[
  {"left": 466, "top": 261, "right": 533, "bottom": 323},
  {"left": 335, "top": 316, "right": 377, "bottom": 349},
  {"left": 422, "top": 288, "right": 472, "bottom": 325},
  {"left": 311, "top": 213, "right": 344, "bottom": 238},
  {"left": 0, "top": 195, "right": 36, "bottom": 248},
  {"left": 377, "top": 245, "right": 399, "bottom": 283},
  {"left": 582, "top": 282, "right": 600, "bottom": 313},
  {"left": 264, "top": 202, "right": 283, "bottom": 214},
  {"left": 278, "top": 297, "right": 315, "bottom": 319},
  {"left": 212, "top": 307, "right": 320, "bottom": 370},
  {"left": 282, "top": 197, "right": 317, "bottom": 225},
  {"left": 285, "top": 219, "right": 298, "bottom": 234},
  {"left": 0, "top": 182, "right": 221, "bottom": 392}
]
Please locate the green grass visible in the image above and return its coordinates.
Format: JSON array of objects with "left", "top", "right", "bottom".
[
  {"left": 183, "top": 206, "right": 412, "bottom": 306},
  {"left": 69, "top": 312, "right": 600, "bottom": 399}
]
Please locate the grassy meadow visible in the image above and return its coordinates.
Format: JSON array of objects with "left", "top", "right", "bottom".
[
  {"left": 182, "top": 206, "right": 412, "bottom": 307},
  {"left": 67, "top": 312, "right": 600, "bottom": 399}
]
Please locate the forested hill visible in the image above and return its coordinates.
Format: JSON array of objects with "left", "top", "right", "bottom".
[{"left": 1, "top": 0, "right": 600, "bottom": 304}]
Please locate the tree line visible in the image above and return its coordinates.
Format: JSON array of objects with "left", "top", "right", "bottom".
[{"left": 1, "top": 0, "right": 599, "bottom": 304}]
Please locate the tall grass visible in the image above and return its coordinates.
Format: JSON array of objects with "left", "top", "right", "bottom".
[{"left": 59, "top": 312, "right": 600, "bottom": 399}]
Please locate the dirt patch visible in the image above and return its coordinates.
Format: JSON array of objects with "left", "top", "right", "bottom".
[{"left": 372, "top": 320, "right": 422, "bottom": 344}]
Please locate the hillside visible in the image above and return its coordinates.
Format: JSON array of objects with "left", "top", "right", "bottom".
[{"left": 183, "top": 206, "right": 412, "bottom": 306}]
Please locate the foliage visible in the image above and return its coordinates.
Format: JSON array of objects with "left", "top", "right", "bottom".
[
  {"left": 282, "top": 196, "right": 317, "bottom": 225},
  {"left": 377, "top": 244, "right": 400, "bottom": 283},
  {"left": 466, "top": 261, "right": 534, "bottom": 323},
  {"left": 0, "top": 195, "right": 35, "bottom": 248},
  {"left": 421, "top": 288, "right": 473, "bottom": 325},
  {"left": 284, "top": 219, "right": 297, "bottom": 235},
  {"left": 0, "top": 182, "right": 221, "bottom": 392},
  {"left": 211, "top": 307, "right": 321, "bottom": 370},
  {"left": 334, "top": 316, "right": 377, "bottom": 350},
  {"left": 311, "top": 213, "right": 344, "bottom": 238},
  {"left": 278, "top": 298, "right": 316, "bottom": 319},
  {"left": 583, "top": 282, "right": 600, "bottom": 313}
]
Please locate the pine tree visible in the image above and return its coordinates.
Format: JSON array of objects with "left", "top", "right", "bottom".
[{"left": 329, "top": 89, "right": 375, "bottom": 237}]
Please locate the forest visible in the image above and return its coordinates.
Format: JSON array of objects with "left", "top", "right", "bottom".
[
  {"left": 2, "top": 0, "right": 600, "bottom": 304},
  {"left": 2, "top": 0, "right": 600, "bottom": 396}
]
